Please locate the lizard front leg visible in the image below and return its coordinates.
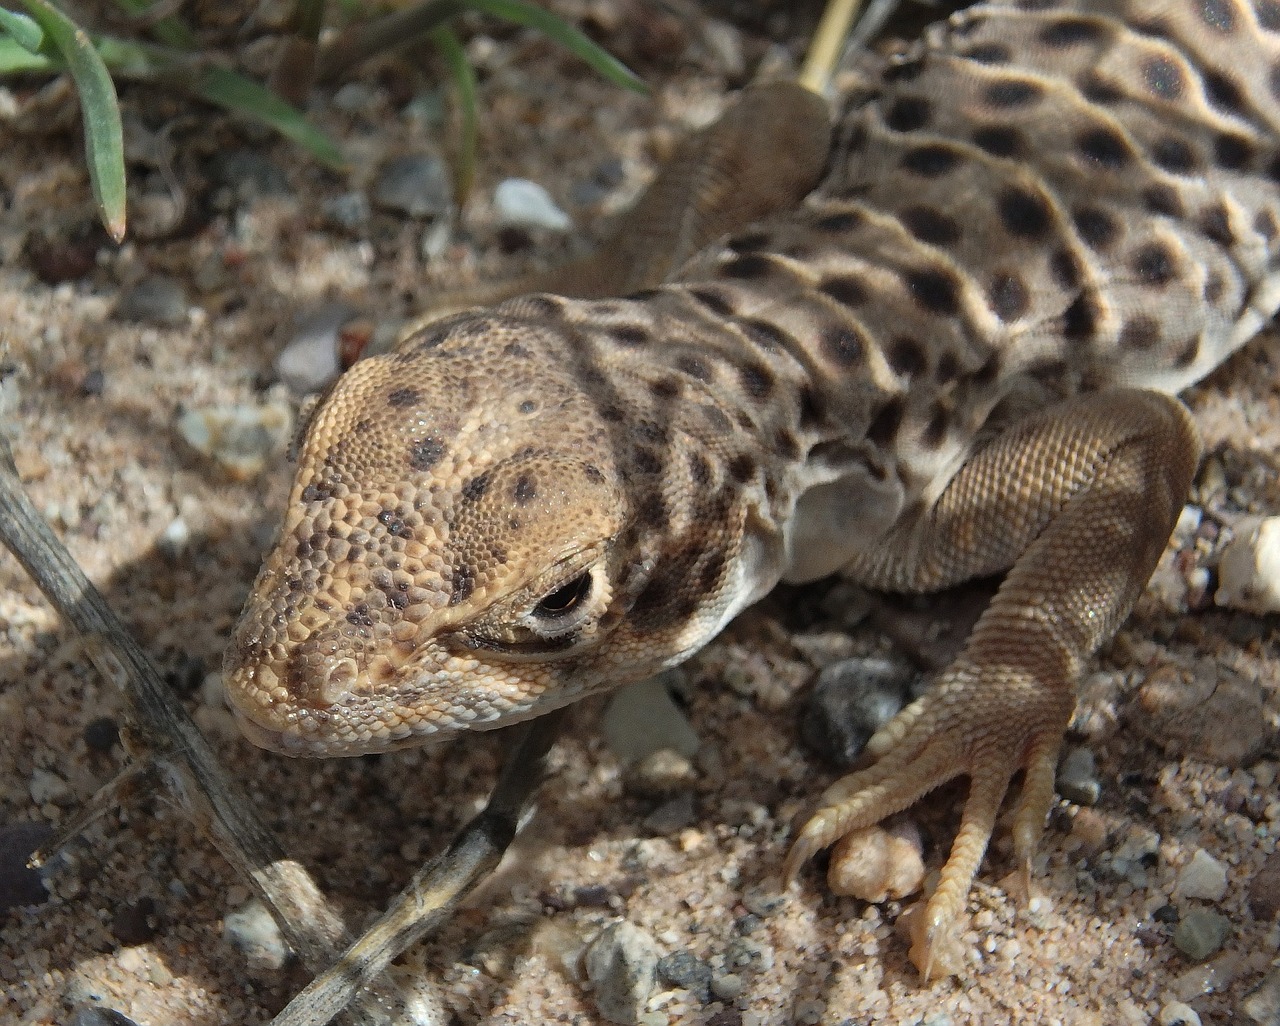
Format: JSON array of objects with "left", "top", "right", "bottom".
[{"left": 785, "top": 388, "right": 1201, "bottom": 980}]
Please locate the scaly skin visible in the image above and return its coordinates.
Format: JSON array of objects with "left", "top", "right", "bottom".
[{"left": 225, "top": 1, "right": 1280, "bottom": 978}]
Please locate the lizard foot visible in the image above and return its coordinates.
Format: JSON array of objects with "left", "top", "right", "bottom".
[{"left": 784, "top": 659, "right": 1072, "bottom": 980}]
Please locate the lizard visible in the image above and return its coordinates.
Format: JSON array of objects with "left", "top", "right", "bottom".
[{"left": 222, "top": 0, "right": 1280, "bottom": 980}]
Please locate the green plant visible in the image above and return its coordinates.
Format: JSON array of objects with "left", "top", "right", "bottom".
[{"left": 0, "top": 0, "right": 645, "bottom": 242}]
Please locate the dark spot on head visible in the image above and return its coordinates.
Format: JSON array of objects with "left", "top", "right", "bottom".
[
  {"left": 997, "top": 186, "right": 1053, "bottom": 239},
  {"left": 1073, "top": 206, "right": 1121, "bottom": 250},
  {"left": 584, "top": 464, "right": 605, "bottom": 484},
  {"left": 987, "top": 271, "right": 1030, "bottom": 321},
  {"left": 1131, "top": 241, "right": 1178, "bottom": 286},
  {"left": 922, "top": 402, "right": 951, "bottom": 449},
  {"left": 965, "top": 42, "right": 1013, "bottom": 64},
  {"left": 687, "top": 287, "right": 735, "bottom": 317},
  {"left": 1119, "top": 315, "right": 1161, "bottom": 350},
  {"left": 728, "top": 231, "right": 771, "bottom": 253},
  {"left": 813, "top": 210, "right": 863, "bottom": 233},
  {"left": 513, "top": 475, "right": 536, "bottom": 505},
  {"left": 722, "top": 253, "right": 776, "bottom": 280},
  {"left": 1049, "top": 248, "right": 1082, "bottom": 290},
  {"left": 636, "top": 422, "right": 666, "bottom": 445},
  {"left": 637, "top": 493, "right": 668, "bottom": 530},
  {"left": 1198, "top": 0, "right": 1238, "bottom": 32},
  {"left": 676, "top": 354, "right": 713, "bottom": 381},
  {"left": 461, "top": 472, "right": 491, "bottom": 501},
  {"left": 903, "top": 267, "right": 962, "bottom": 316},
  {"left": 1174, "top": 336, "right": 1201, "bottom": 368},
  {"left": 1062, "top": 292, "right": 1098, "bottom": 339},
  {"left": 1255, "top": 209, "right": 1278, "bottom": 241},
  {"left": 609, "top": 324, "right": 649, "bottom": 346},
  {"left": 1143, "top": 185, "right": 1184, "bottom": 217},
  {"left": 773, "top": 428, "right": 800, "bottom": 459},
  {"left": 937, "top": 351, "right": 960, "bottom": 382},
  {"left": 1151, "top": 136, "right": 1197, "bottom": 173},
  {"left": 1142, "top": 55, "right": 1185, "bottom": 99},
  {"left": 820, "top": 275, "right": 869, "bottom": 308},
  {"left": 448, "top": 566, "right": 475, "bottom": 606},
  {"left": 798, "top": 385, "right": 823, "bottom": 429},
  {"left": 1078, "top": 72, "right": 1123, "bottom": 104},
  {"left": 650, "top": 377, "right": 682, "bottom": 400},
  {"left": 1204, "top": 272, "right": 1226, "bottom": 303},
  {"left": 518, "top": 399, "right": 537, "bottom": 414},
  {"left": 727, "top": 453, "right": 756, "bottom": 483},
  {"left": 820, "top": 323, "right": 866, "bottom": 367},
  {"left": 887, "top": 336, "right": 927, "bottom": 376},
  {"left": 867, "top": 397, "right": 904, "bottom": 446},
  {"left": 738, "top": 362, "right": 774, "bottom": 400},
  {"left": 701, "top": 404, "right": 731, "bottom": 433},
  {"left": 408, "top": 437, "right": 446, "bottom": 472},
  {"left": 633, "top": 446, "right": 663, "bottom": 475},
  {"left": 600, "top": 405, "right": 625, "bottom": 423},
  {"left": 1200, "top": 205, "right": 1235, "bottom": 246},
  {"left": 1214, "top": 132, "right": 1254, "bottom": 169},
  {"left": 900, "top": 205, "right": 962, "bottom": 245},
  {"left": 984, "top": 79, "right": 1043, "bottom": 108},
  {"left": 885, "top": 96, "right": 931, "bottom": 132},
  {"left": 1204, "top": 69, "right": 1245, "bottom": 112},
  {"left": 901, "top": 145, "right": 961, "bottom": 177},
  {"left": 972, "top": 125, "right": 1024, "bottom": 158},
  {"left": 883, "top": 58, "right": 926, "bottom": 82},
  {"left": 1077, "top": 127, "right": 1133, "bottom": 169},
  {"left": 1038, "top": 17, "right": 1103, "bottom": 46},
  {"left": 688, "top": 451, "right": 712, "bottom": 486},
  {"left": 387, "top": 387, "right": 420, "bottom": 408}
]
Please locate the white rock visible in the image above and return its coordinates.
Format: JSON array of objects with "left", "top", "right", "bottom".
[
  {"left": 223, "top": 898, "right": 290, "bottom": 971},
  {"left": 275, "top": 302, "right": 355, "bottom": 394},
  {"left": 1215, "top": 516, "right": 1280, "bottom": 614},
  {"left": 1158, "top": 1000, "right": 1202, "bottom": 1026},
  {"left": 1176, "top": 848, "right": 1229, "bottom": 903},
  {"left": 494, "top": 178, "right": 572, "bottom": 231}
]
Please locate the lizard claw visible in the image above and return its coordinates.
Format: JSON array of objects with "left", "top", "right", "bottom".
[{"left": 786, "top": 660, "right": 1071, "bottom": 980}]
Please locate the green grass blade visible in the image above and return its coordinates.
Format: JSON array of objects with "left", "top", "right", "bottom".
[
  {"left": 196, "top": 66, "right": 345, "bottom": 169},
  {"left": 0, "top": 36, "right": 55, "bottom": 73},
  {"left": 0, "top": 8, "right": 44, "bottom": 52},
  {"left": 107, "top": 0, "right": 198, "bottom": 49},
  {"left": 17, "top": 0, "right": 128, "bottom": 242},
  {"left": 431, "top": 26, "right": 477, "bottom": 204},
  {"left": 466, "top": 0, "right": 645, "bottom": 92}
]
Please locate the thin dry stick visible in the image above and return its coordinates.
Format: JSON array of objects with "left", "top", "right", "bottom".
[{"left": 270, "top": 709, "right": 567, "bottom": 1026}]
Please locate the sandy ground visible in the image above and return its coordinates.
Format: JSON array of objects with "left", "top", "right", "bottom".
[{"left": 1, "top": 3, "right": 1278, "bottom": 1025}]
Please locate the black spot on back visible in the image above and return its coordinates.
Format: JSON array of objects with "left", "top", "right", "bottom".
[
  {"left": 728, "top": 231, "right": 771, "bottom": 253},
  {"left": 903, "top": 267, "right": 962, "bottom": 316},
  {"left": 409, "top": 437, "right": 446, "bottom": 472},
  {"left": 1077, "top": 127, "right": 1133, "bottom": 168},
  {"left": 820, "top": 324, "right": 866, "bottom": 367},
  {"left": 901, "top": 205, "right": 962, "bottom": 245},
  {"left": 922, "top": 402, "right": 951, "bottom": 449},
  {"left": 609, "top": 324, "right": 650, "bottom": 346},
  {"left": 676, "top": 354, "right": 713, "bottom": 381},
  {"left": 987, "top": 271, "right": 1030, "bottom": 321},
  {"left": 722, "top": 253, "right": 777, "bottom": 280},
  {"left": 813, "top": 210, "right": 863, "bottom": 233},
  {"left": 1131, "top": 241, "right": 1178, "bottom": 286},
  {"left": 1143, "top": 185, "right": 1184, "bottom": 217},
  {"left": 997, "top": 187, "right": 1053, "bottom": 239},
  {"left": 1174, "top": 336, "right": 1201, "bottom": 367},
  {"left": 1151, "top": 136, "right": 1197, "bottom": 173},
  {"left": 687, "top": 286, "right": 735, "bottom": 318},
  {"left": 1142, "top": 55, "right": 1185, "bottom": 99},
  {"left": 739, "top": 318, "right": 792, "bottom": 353},
  {"left": 1198, "top": 0, "right": 1238, "bottom": 33},
  {"left": 867, "top": 397, "right": 904, "bottom": 446},
  {"left": 738, "top": 362, "right": 774, "bottom": 400},
  {"left": 901, "top": 145, "right": 961, "bottom": 177},
  {"left": 650, "top": 377, "right": 682, "bottom": 400},
  {"left": 1062, "top": 292, "right": 1098, "bottom": 339},
  {"left": 387, "top": 387, "right": 420, "bottom": 408},
  {"left": 688, "top": 451, "right": 712, "bottom": 487},
  {"left": 727, "top": 453, "right": 757, "bottom": 483},
  {"left": 1204, "top": 69, "right": 1246, "bottom": 112},
  {"left": 1073, "top": 206, "right": 1121, "bottom": 250},
  {"left": 984, "top": 79, "right": 1043, "bottom": 108},
  {"left": 462, "top": 473, "right": 492, "bottom": 501},
  {"left": 1038, "top": 17, "right": 1104, "bottom": 46},
  {"left": 820, "top": 275, "right": 869, "bottom": 308},
  {"left": 885, "top": 96, "right": 932, "bottom": 132},
  {"left": 1214, "top": 132, "right": 1254, "bottom": 169},
  {"left": 512, "top": 475, "right": 536, "bottom": 505},
  {"left": 1119, "top": 315, "right": 1160, "bottom": 350},
  {"left": 965, "top": 42, "right": 1013, "bottom": 64},
  {"left": 1050, "top": 248, "right": 1082, "bottom": 290},
  {"left": 1200, "top": 204, "right": 1235, "bottom": 246},
  {"left": 633, "top": 447, "right": 663, "bottom": 475},
  {"left": 887, "top": 336, "right": 927, "bottom": 376},
  {"left": 972, "top": 125, "right": 1024, "bottom": 158}
]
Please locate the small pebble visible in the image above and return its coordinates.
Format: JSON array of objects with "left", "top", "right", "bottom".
[
  {"left": 223, "top": 898, "right": 290, "bottom": 972},
  {"left": 115, "top": 275, "right": 188, "bottom": 326},
  {"left": 29, "top": 767, "right": 71, "bottom": 806},
  {"left": 627, "top": 748, "right": 697, "bottom": 797},
  {"left": 800, "top": 656, "right": 915, "bottom": 768},
  {"left": 710, "top": 972, "right": 743, "bottom": 1000},
  {"left": 493, "top": 178, "right": 572, "bottom": 232},
  {"left": 1247, "top": 851, "right": 1280, "bottom": 921},
  {"left": 1176, "top": 849, "right": 1229, "bottom": 903},
  {"left": 372, "top": 153, "right": 451, "bottom": 220},
  {"left": 176, "top": 401, "right": 292, "bottom": 480},
  {"left": 724, "top": 937, "right": 772, "bottom": 975},
  {"left": 1172, "top": 908, "right": 1230, "bottom": 961},
  {"left": 83, "top": 716, "right": 120, "bottom": 754},
  {"left": 111, "top": 897, "right": 158, "bottom": 946},
  {"left": 0, "top": 821, "right": 52, "bottom": 910},
  {"left": 28, "top": 235, "right": 97, "bottom": 284},
  {"left": 1057, "top": 746, "right": 1102, "bottom": 806},
  {"left": 585, "top": 920, "right": 659, "bottom": 1026},
  {"left": 642, "top": 793, "right": 696, "bottom": 834},
  {"left": 656, "top": 950, "right": 712, "bottom": 1002},
  {"left": 1243, "top": 969, "right": 1280, "bottom": 1024},
  {"left": 323, "top": 191, "right": 371, "bottom": 231},
  {"left": 603, "top": 674, "right": 700, "bottom": 767},
  {"left": 275, "top": 302, "right": 356, "bottom": 394},
  {"left": 209, "top": 150, "right": 290, "bottom": 202},
  {"left": 1158, "top": 1001, "right": 1202, "bottom": 1026},
  {"left": 827, "top": 821, "right": 925, "bottom": 903},
  {"left": 1216, "top": 516, "right": 1280, "bottom": 614}
]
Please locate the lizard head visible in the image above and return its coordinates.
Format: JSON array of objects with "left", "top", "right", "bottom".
[{"left": 224, "top": 304, "right": 764, "bottom": 756}]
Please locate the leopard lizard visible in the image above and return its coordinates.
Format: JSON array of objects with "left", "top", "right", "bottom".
[{"left": 223, "top": 0, "right": 1280, "bottom": 978}]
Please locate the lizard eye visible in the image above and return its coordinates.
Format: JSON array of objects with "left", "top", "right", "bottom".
[{"left": 532, "top": 573, "right": 593, "bottom": 619}]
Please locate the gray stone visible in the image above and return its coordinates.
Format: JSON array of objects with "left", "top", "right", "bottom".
[
  {"left": 586, "top": 920, "right": 659, "bottom": 1026},
  {"left": 115, "top": 275, "right": 188, "bottom": 326},
  {"left": 372, "top": 154, "right": 451, "bottom": 219}
]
